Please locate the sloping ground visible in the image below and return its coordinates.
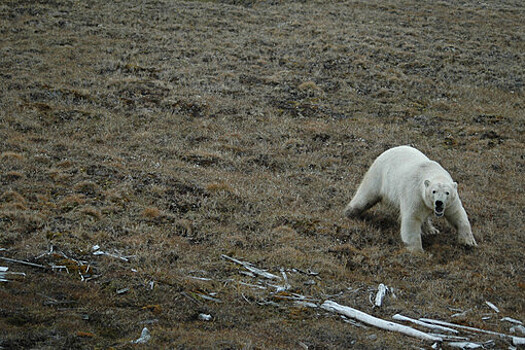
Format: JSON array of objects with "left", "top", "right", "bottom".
[{"left": 0, "top": 0, "right": 524, "bottom": 348}]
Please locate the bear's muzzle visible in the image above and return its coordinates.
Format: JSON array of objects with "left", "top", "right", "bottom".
[{"left": 434, "top": 200, "right": 444, "bottom": 217}]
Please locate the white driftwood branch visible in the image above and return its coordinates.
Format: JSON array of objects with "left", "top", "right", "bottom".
[
  {"left": 187, "top": 276, "right": 213, "bottom": 281},
  {"left": 93, "top": 250, "right": 129, "bottom": 262},
  {"left": 428, "top": 333, "right": 470, "bottom": 341},
  {"left": 393, "top": 314, "right": 459, "bottom": 334},
  {"left": 374, "top": 283, "right": 387, "bottom": 307},
  {"left": 514, "top": 336, "right": 525, "bottom": 345},
  {"left": 0, "top": 265, "right": 26, "bottom": 282},
  {"left": 501, "top": 317, "right": 523, "bottom": 325},
  {"left": 294, "top": 301, "right": 318, "bottom": 308},
  {"left": 221, "top": 254, "right": 280, "bottom": 280},
  {"left": 485, "top": 301, "right": 500, "bottom": 313},
  {"left": 238, "top": 281, "right": 267, "bottom": 290},
  {"left": 420, "top": 318, "right": 525, "bottom": 346},
  {"left": 451, "top": 310, "right": 469, "bottom": 318},
  {"left": 0, "top": 256, "right": 49, "bottom": 269},
  {"left": 321, "top": 300, "right": 442, "bottom": 342},
  {"left": 447, "top": 341, "right": 482, "bottom": 349}
]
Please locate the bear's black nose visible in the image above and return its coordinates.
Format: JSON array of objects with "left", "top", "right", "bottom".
[{"left": 435, "top": 200, "right": 443, "bottom": 208}]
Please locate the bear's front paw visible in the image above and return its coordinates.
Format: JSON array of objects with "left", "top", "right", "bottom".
[
  {"left": 458, "top": 234, "right": 478, "bottom": 247},
  {"left": 406, "top": 244, "right": 425, "bottom": 254},
  {"left": 422, "top": 226, "right": 439, "bottom": 236}
]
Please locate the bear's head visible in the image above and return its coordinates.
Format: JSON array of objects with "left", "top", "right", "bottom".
[{"left": 424, "top": 179, "right": 457, "bottom": 217}]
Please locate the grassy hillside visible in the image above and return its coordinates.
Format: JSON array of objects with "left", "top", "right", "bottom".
[{"left": 0, "top": 0, "right": 524, "bottom": 348}]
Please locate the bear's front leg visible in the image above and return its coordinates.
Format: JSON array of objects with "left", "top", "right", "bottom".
[
  {"left": 400, "top": 214, "right": 424, "bottom": 253},
  {"left": 445, "top": 204, "right": 477, "bottom": 247}
]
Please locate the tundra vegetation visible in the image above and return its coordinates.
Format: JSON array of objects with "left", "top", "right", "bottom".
[{"left": 0, "top": 0, "right": 523, "bottom": 348}]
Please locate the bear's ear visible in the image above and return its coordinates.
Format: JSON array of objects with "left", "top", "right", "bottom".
[
  {"left": 424, "top": 180, "right": 430, "bottom": 188},
  {"left": 453, "top": 182, "right": 458, "bottom": 189}
]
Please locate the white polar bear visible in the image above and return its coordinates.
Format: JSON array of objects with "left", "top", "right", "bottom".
[{"left": 344, "top": 145, "right": 477, "bottom": 253}]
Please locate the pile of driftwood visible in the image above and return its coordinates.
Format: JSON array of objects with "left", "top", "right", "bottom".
[
  {"left": 0, "top": 245, "right": 134, "bottom": 282},
  {"left": 220, "top": 254, "right": 525, "bottom": 349},
  {"left": 2, "top": 247, "right": 524, "bottom": 348},
  {"left": 0, "top": 244, "right": 151, "bottom": 344}
]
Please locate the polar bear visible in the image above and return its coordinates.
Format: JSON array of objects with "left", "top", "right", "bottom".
[{"left": 344, "top": 145, "right": 477, "bottom": 253}]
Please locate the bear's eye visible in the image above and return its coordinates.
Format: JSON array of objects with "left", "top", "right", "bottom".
[
  {"left": 432, "top": 190, "right": 436, "bottom": 194},
  {"left": 446, "top": 192, "right": 449, "bottom": 195}
]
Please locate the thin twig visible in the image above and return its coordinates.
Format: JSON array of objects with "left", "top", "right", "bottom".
[
  {"left": 420, "top": 318, "right": 525, "bottom": 346},
  {"left": 393, "top": 314, "right": 459, "bottom": 334},
  {"left": 221, "top": 254, "right": 280, "bottom": 280},
  {"left": 0, "top": 256, "right": 49, "bottom": 269}
]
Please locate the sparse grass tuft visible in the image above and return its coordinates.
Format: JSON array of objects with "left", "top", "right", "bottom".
[
  {"left": 59, "top": 194, "right": 86, "bottom": 212},
  {"left": 142, "top": 207, "right": 162, "bottom": 219},
  {"left": 206, "top": 182, "right": 235, "bottom": 194},
  {"left": 78, "top": 206, "right": 102, "bottom": 220},
  {"left": 73, "top": 181, "right": 100, "bottom": 196},
  {"left": 0, "top": 190, "right": 26, "bottom": 205},
  {"left": 0, "top": 152, "right": 25, "bottom": 161},
  {"left": 298, "top": 81, "right": 324, "bottom": 97}
]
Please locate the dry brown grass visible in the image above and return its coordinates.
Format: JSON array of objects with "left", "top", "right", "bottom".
[{"left": 0, "top": 0, "right": 524, "bottom": 348}]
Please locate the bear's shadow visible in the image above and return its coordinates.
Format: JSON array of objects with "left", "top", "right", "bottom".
[
  {"left": 356, "top": 209, "right": 472, "bottom": 260},
  {"left": 359, "top": 211, "right": 398, "bottom": 233}
]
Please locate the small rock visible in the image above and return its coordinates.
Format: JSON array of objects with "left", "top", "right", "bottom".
[
  {"left": 131, "top": 327, "right": 151, "bottom": 344},
  {"left": 199, "top": 313, "right": 212, "bottom": 321}
]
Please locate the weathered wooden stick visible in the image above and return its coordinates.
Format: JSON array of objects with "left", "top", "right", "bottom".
[
  {"left": 427, "top": 334, "right": 470, "bottom": 341},
  {"left": 501, "top": 317, "right": 522, "bottom": 325},
  {"left": 485, "top": 301, "right": 500, "bottom": 313},
  {"left": 93, "top": 250, "right": 129, "bottom": 262},
  {"left": 420, "top": 317, "right": 505, "bottom": 336},
  {"left": 514, "top": 337, "right": 525, "bottom": 345},
  {"left": 187, "top": 276, "right": 213, "bottom": 281},
  {"left": 447, "top": 341, "right": 483, "bottom": 348},
  {"left": 221, "top": 254, "right": 280, "bottom": 280},
  {"left": 238, "top": 281, "right": 266, "bottom": 290},
  {"left": 294, "top": 301, "right": 318, "bottom": 308},
  {"left": 321, "top": 300, "right": 443, "bottom": 342},
  {"left": 420, "top": 318, "right": 525, "bottom": 346},
  {"left": 0, "top": 256, "right": 49, "bottom": 269},
  {"left": 374, "top": 283, "right": 387, "bottom": 307},
  {"left": 393, "top": 314, "right": 459, "bottom": 334}
]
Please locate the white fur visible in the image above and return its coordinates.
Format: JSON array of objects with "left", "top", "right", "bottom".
[{"left": 344, "top": 146, "right": 477, "bottom": 252}]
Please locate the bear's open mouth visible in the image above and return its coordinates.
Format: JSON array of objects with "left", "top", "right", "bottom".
[{"left": 434, "top": 200, "right": 444, "bottom": 217}]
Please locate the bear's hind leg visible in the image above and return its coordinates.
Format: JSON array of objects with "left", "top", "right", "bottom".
[
  {"left": 400, "top": 214, "right": 424, "bottom": 253},
  {"left": 344, "top": 185, "right": 381, "bottom": 218}
]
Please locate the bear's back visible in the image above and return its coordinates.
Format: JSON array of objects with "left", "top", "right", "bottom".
[
  {"left": 372, "top": 146, "right": 439, "bottom": 202},
  {"left": 377, "top": 145, "right": 429, "bottom": 164}
]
